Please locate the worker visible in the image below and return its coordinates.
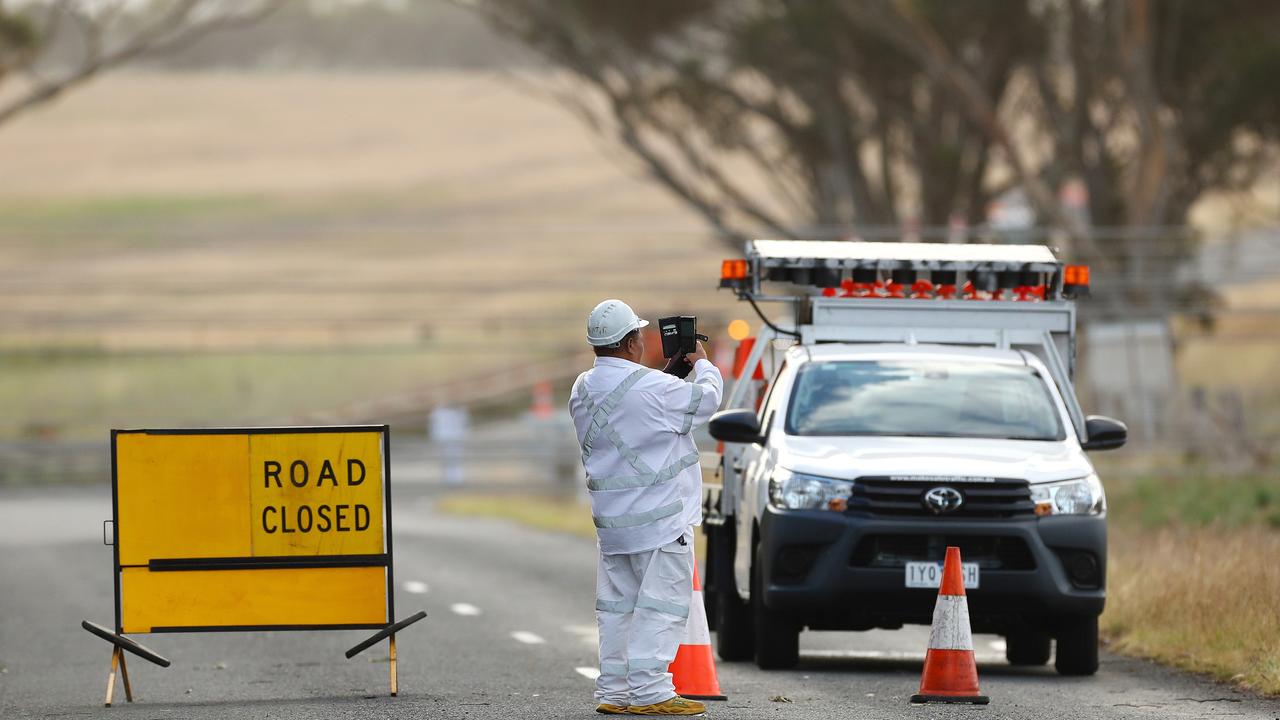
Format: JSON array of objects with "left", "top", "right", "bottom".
[{"left": 569, "top": 299, "right": 723, "bottom": 716}]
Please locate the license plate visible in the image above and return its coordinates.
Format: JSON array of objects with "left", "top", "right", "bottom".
[{"left": 905, "top": 561, "right": 979, "bottom": 589}]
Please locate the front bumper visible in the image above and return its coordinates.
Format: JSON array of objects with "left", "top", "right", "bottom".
[{"left": 758, "top": 505, "right": 1106, "bottom": 634}]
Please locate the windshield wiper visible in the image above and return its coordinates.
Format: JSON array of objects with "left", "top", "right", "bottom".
[{"left": 799, "top": 430, "right": 1058, "bottom": 440}]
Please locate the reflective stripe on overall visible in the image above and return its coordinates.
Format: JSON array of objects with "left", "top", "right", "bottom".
[{"left": 576, "top": 369, "right": 691, "bottom": 529}]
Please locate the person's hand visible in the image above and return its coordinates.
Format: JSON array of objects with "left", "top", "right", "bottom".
[{"left": 685, "top": 341, "right": 708, "bottom": 365}]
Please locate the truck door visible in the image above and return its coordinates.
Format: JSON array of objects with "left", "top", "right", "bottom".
[{"left": 735, "top": 359, "right": 790, "bottom": 599}]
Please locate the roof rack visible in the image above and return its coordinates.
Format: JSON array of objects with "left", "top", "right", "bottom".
[
  {"left": 717, "top": 239, "right": 1092, "bottom": 442},
  {"left": 720, "top": 240, "right": 1088, "bottom": 302}
]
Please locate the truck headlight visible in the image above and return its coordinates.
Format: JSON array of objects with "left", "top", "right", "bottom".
[
  {"left": 1030, "top": 474, "right": 1105, "bottom": 516},
  {"left": 768, "top": 469, "right": 853, "bottom": 511}
]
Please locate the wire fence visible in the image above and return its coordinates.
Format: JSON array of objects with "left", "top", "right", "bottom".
[{"left": 2, "top": 222, "right": 1278, "bottom": 481}]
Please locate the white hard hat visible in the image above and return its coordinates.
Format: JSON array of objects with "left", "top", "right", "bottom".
[{"left": 586, "top": 299, "right": 649, "bottom": 347}]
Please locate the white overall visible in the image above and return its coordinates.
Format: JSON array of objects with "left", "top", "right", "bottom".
[{"left": 568, "top": 356, "right": 723, "bottom": 706}]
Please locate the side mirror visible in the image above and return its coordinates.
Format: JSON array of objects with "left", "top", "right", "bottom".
[
  {"left": 1082, "top": 415, "right": 1127, "bottom": 451},
  {"left": 708, "top": 409, "right": 765, "bottom": 445}
]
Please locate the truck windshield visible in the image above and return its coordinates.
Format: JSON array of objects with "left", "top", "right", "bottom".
[{"left": 786, "top": 360, "right": 1065, "bottom": 440}]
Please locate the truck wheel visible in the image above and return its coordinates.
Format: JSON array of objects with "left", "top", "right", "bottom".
[
  {"left": 1054, "top": 615, "right": 1099, "bottom": 676},
  {"left": 1006, "top": 630, "right": 1051, "bottom": 666},
  {"left": 714, "top": 585, "right": 755, "bottom": 661},
  {"left": 703, "top": 577, "right": 718, "bottom": 629},
  {"left": 701, "top": 530, "right": 718, "bottom": 628},
  {"left": 751, "top": 560, "right": 799, "bottom": 669}
]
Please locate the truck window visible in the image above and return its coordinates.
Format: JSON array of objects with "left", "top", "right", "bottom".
[
  {"left": 785, "top": 360, "right": 1065, "bottom": 441},
  {"left": 757, "top": 360, "right": 788, "bottom": 426}
]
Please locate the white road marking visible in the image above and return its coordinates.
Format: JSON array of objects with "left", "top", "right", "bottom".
[
  {"left": 402, "top": 581, "right": 429, "bottom": 594},
  {"left": 450, "top": 602, "right": 482, "bottom": 616},
  {"left": 989, "top": 639, "right": 1007, "bottom": 652},
  {"left": 564, "top": 624, "right": 599, "bottom": 646},
  {"left": 511, "top": 631, "right": 546, "bottom": 645},
  {"left": 576, "top": 667, "right": 601, "bottom": 680}
]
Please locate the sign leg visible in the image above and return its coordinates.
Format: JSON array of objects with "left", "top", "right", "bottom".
[
  {"left": 118, "top": 649, "right": 134, "bottom": 702},
  {"left": 389, "top": 634, "right": 398, "bottom": 697},
  {"left": 104, "top": 647, "right": 120, "bottom": 707}
]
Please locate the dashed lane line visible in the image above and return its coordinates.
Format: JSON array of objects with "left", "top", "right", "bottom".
[
  {"left": 563, "top": 624, "right": 599, "bottom": 647},
  {"left": 450, "top": 602, "right": 482, "bottom": 616},
  {"left": 402, "top": 581, "right": 429, "bottom": 594},
  {"left": 576, "top": 667, "right": 601, "bottom": 680},
  {"left": 511, "top": 631, "right": 546, "bottom": 645}
]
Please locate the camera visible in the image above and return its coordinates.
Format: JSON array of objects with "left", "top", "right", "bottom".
[{"left": 658, "top": 315, "right": 708, "bottom": 379}]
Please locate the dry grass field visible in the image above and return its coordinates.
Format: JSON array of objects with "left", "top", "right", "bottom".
[
  {"left": 1098, "top": 463, "right": 1280, "bottom": 696},
  {"left": 0, "top": 72, "right": 745, "bottom": 437},
  {"left": 1104, "top": 524, "right": 1280, "bottom": 695},
  {"left": 2, "top": 71, "right": 1276, "bottom": 438}
]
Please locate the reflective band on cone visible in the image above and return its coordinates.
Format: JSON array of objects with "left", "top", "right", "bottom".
[
  {"left": 910, "top": 546, "right": 990, "bottom": 705},
  {"left": 668, "top": 558, "right": 726, "bottom": 701}
]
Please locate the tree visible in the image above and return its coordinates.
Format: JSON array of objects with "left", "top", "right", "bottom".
[
  {"left": 0, "top": 0, "right": 284, "bottom": 128},
  {"left": 471, "top": 0, "right": 1280, "bottom": 313}
]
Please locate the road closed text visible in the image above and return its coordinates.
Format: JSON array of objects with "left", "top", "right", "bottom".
[{"left": 260, "top": 458, "right": 373, "bottom": 534}]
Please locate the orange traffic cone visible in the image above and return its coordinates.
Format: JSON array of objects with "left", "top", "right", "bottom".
[
  {"left": 668, "top": 560, "right": 727, "bottom": 701},
  {"left": 530, "top": 380, "right": 554, "bottom": 419},
  {"left": 911, "top": 546, "right": 989, "bottom": 705}
]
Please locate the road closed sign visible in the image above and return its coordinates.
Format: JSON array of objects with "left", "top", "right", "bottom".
[{"left": 110, "top": 426, "right": 394, "bottom": 635}]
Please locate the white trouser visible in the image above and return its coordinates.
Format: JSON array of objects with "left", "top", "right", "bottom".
[{"left": 594, "top": 526, "right": 694, "bottom": 707}]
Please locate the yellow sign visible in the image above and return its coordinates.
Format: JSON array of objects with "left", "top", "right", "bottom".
[{"left": 110, "top": 427, "right": 392, "bottom": 634}]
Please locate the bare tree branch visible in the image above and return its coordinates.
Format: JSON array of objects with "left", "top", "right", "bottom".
[
  {"left": 469, "top": 0, "right": 1280, "bottom": 317},
  {"left": 843, "top": 1, "right": 1109, "bottom": 264},
  {"left": 0, "top": 0, "right": 284, "bottom": 128},
  {"left": 467, "top": 0, "right": 790, "bottom": 246}
]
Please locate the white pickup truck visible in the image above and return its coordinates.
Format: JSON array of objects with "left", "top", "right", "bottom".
[{"left": 702, "top": 240, "right": 1126, "bottom": 676}]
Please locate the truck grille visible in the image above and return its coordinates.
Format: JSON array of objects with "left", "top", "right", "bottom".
[
  {"left": 851, "top": 534, "right": 1036, "bottom": 570},
  {"left": 848, "top": 477, "right": 1034, "bottom": 518}
]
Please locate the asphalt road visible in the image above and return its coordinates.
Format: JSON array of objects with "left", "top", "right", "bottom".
[{"left": 1, "top": 482, "right": 1277, "bottom": 720}]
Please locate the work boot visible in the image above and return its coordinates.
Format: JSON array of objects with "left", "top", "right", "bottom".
[
  {"left": 596, "top": 704, "right": 629, "bottom": 714},
  {"left": 626, "top": 696, "right": 706, "bottom": 715}
]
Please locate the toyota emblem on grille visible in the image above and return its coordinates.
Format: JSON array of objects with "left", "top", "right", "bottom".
[{"left": 923, "top": 486, "right": 963, "bottom": 514}]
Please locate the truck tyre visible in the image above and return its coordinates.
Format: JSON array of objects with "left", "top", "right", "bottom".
[
  {"left": 714, "top": 584, "right": 755, "bottom": 661},
  {"left": 751, "top": 558, "right": 799, "bottom": 669},
  {"left": 1054, "top": 615, "right": 1099, "bottom": 676},
  {"left": 701, "top": 528, "right": 718, "bottom": 628},
  {"left": 1005, "top": 630, "right": 1051, "bottom": 666},
  {"left": 706, "top": 523, "right": 754, "bottom": 661}
]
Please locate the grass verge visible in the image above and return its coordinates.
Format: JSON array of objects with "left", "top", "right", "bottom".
[
  {"left": 1103, "top": 523, "right": 1280, "bottom": 694},
  {"left": 435, "top": 492, "right": 706, "bottom": 564},
  {"left": 0, "top": 348, "right": 510, "bottom": 439},
  {"left": 1103, "top": 463, "right": 1280, "bottom": 529},
  {"left": 1100, "top": 462, "right": 1280, "bottom": 694},
  {"left": 435, "top": 493, "right": 597, "bottom": 541}
]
